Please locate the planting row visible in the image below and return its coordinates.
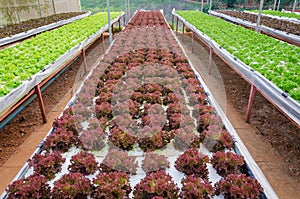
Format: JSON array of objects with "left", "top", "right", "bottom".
[
  {"left": 5, "top": 11, "right": 263, "bottom": 199},
  {"left": 0, "top": 12, "right": 85, "bottom": 39},
  {"left": 216, "top": 10, "right": 300, "bottom": 36},
  {"left": 0, "top": 12, "right": 121, "bottom": 97},
  {"left": 249, "top": 10, "right": 300, "bottom": 20},
  {"left": 178, "top": 10, "right": 300, "bottom": 102}
]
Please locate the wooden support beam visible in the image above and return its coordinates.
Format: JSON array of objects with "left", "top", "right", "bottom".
[
  {"left": 246, "top": 85, "right": 257, "bottom": 122},
  {"left": 35, "top": 84, "right": 47, "bottom": 123}
]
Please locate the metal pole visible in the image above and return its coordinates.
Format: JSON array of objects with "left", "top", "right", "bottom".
[
  {"left": 37, "top": 0, "right": 42, "bottom": 17},
  {"left": 273, "top": 0, "right": 277, "bottom": 10},
  {"left": 277, "top": 0, "right": 281, "bottom": 10},
  {"left": 246, "top": 85, "right": 257, "bottom": 122},
  {"left": 124, "top": 0, "right": 127, "bottom": 24},
  {"left": 201, "top": 0, "right": 204, "bottom": 12},
  {"left": 208, "top": 47, "right": 213, "bottom": 75},
  {"left": 256, "top": 0, "right": 264, "bottom": 32},
  {"left": 35, "top": 85, "right": 47, "bottom": 123},
  {"left": 52, "top": 0, "right": 56, "bottom": 15},
  {"left": 209, "top": 0, "right": 213, "bottom": 12},
  {"left": 292, "top": 0, "right": 297, "bottom": 12},
  {"left": 128, "top": 0, "right": 131, "bottom": 19},
  {"left": 107, "top": 0, "right": 113, "bottom": 44}
]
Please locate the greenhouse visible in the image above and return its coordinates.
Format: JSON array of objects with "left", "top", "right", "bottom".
[{"left": 0, "top": 0, "right": 299, "bottom": 198}]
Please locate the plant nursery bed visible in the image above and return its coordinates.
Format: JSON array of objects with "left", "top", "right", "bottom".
[
  {"left": 215, "top": 10, "right": 300, "bottom": 36},
  {"left": 0, "top": 12, "right": 90, "bottom": 47},
  {"left": 177, "top": 32, "right": 300, "bottom": 198},
  {"left": 1, "top": 10, "right": 275, "bottom": 199}
]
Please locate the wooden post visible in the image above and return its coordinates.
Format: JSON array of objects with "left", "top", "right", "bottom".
[
  {"left": 118, "top": 19, "right": 121, "bottom": 31},
  {"left": 208, "top": 47, "right": 213, "bottom": 75},
  {"left": 82, "top": 48, "right": 87, "bottom": 73},
  {"left": 35, "top": 85, "right": 47, "bottom": 123},
  {"left": 246, "top": 85, "right": 257, "bottom": 122}
]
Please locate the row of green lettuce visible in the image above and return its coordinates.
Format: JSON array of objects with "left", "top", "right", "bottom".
[
  {"left": 0, "top": 12, "right": 121, "bottom": 97},
  {"left": 177, "top": 11, "right": 300, "bottom": 102},
  {"left": 249, "top": 10, "right": 300, "bottom": 20}
]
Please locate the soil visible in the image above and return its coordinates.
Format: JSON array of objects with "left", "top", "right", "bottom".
[
  {"left": 0, "top": 29, "right": 299, "bottom": 198},
  {"left": 177, "top": 32, "right": 300, "bottom": 198}
]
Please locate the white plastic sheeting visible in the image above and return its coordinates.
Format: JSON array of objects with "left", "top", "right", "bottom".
[
  {"left": 0, "top": 12, "right": 91, "bottom": 47},
  {"left": 209, "top": 11, "right": 300, "bottom": 45},
  {"left": 173, "top": 10, "right": 300, "bottom": 127},
  {"left": 0, "top": 13, "right": 124, "bottom": 119}
]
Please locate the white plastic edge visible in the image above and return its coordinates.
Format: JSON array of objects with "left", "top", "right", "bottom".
[
  {"left": 210, "top": 11, "right": 300, "bottom": 44},
  {"left": 0, "top": 13, "right": 125, "bottom": 120},
  {"left": 0, "top": 12, "right": 91, "bottom": 47},
  {"left": 244, "top": 10, "right": 300, "bottom": 24},
  {"left": 173, "top": 10, "right": 300, "bottom": 127},
  {"left": 173, "top": 9, "right": 279, "bottom": 199}
]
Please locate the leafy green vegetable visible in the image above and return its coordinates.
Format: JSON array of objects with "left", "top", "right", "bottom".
[
  {"left": 0, "top": 12, "right": 122, "bottom": 97},
  {"left": 249, "top": 10, "right": 300, "bottom": 20},
  {"left": 177, "top": 10, "right": 300, "bottom": 101}
]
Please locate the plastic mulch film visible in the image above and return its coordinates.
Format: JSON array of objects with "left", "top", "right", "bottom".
[
  {"left": 209, "top": 11, "right": 300, "bottom": 45},
  {"left": 173, "top": 10, "right": 300, "bottom": 126},
  {"left": 244, "top": 11, "right": 300, "bottom": 24},
  {"left": 0, "top": 12, "right": 91, "bottom": 47},
  {"left": 0, "top": 13, "right": 124, "bottom": 119}
]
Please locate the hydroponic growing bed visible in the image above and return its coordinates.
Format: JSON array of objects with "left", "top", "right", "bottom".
[
  {"left": 173, "top": 10, "right": 300, "bottom": 126},
  {"left": 0, "top": 12, "right": 91, "bottom": 47},
  {"left": 1, "top": 10, "right": 277, "bottom": 199},
  {"left": 214, "top": 10, "right": 300, "bottom": 36},
  {"left": 209, "top": 10, "right": 300, "bottom": 46},
  {"left": 248, "top": 10, "right": 300, "bottom": 23},
  {"left": 0, "top": 12, "right": 123, "bottom": 125}
]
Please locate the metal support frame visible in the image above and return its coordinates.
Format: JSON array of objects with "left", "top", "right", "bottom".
[
  {"left": 107, "top": 0, "right": 113, "bottom": 44},
  {"left": 292, "top": 0, "right": 297, "bottom": 12},
  {"left": 191, "top": 32, "right": 194, "bottom": 53},
  {"left": 37, "top": 0, "right": 42, "bottom": 17},
  {"left": 35, "top": 85, "right": 47, "bottom": 123},
  {"left": 208, "top": 46, "right": 213, "bottom": 75},
  {"left": 256, "top": 0, "right": 264, "bottom": 32},
  {"left": 172, "top": 15, "right": 174, "bottom": 30},
  {"left": 277, "top": 0, "right": 281, "bottom": 10},
  {"left": 176, "top": 16, "right": 179, "bottom": 32},
  {"left": 118, "top": 19, "right": 121, "bottom": 31},
  {"left": 246, "top": 85, "right": 257, "bottom": 122},
  {"left": 82, "top": 48, "right": 87, "bottom": 73},
  {"left": 52, "top": 0, "right": 56, "bottom": 15}
]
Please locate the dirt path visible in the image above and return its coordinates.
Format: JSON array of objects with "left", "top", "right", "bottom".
[
  {"left": 177, "top": 32, "right": 300, "bottom": 199},
  {"left": 0, "top": 36, "right": 110, "bottom": 194}
]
